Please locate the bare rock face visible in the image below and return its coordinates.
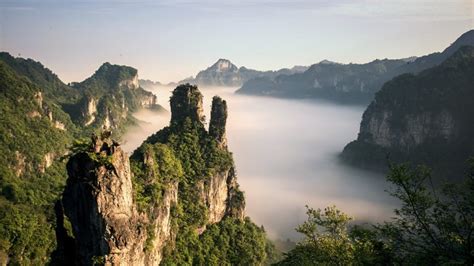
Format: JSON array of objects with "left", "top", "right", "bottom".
[
  {"left": 199, "top": 166, "right": 244, "bottom": 224},
  {"left": 82, "top": 97, "right": 97, "bottom": 126},
  {"left": 139, "top": 94, "right": 158, "bottom": 108},
  {"left": 341, "top": 46, "right": 474, "bottom": 174},
  {"left": 119, "top": 73, "right": 139, "bottom": 90},
  {"left": 362, "top": 110, "right": 457, "bottom": 150},
  {"left": 62, "top": 136, "right": 143, "bottom": 265},
  {"left": 209, "top": 96, "right": 228, "bottom": 148},
  {"left": 60, "top": 134, "right": 178, "bottom": 265},
  {"left": 59, "top": 85, "right": 246, "bottom": 265},
  {"left": 170, "top": 83, "right": 204, "bottom": 124}
]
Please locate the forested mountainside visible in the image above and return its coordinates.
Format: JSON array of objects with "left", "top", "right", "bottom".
[
  {"left": 236, "top": 30, "right": 474, "bottom": 104},
  {"left": 0, "top": 53, "right": 164, "bottom": 264},
  {"left": 341, "top": 46, "right": 474, "bottom": 178},
  {"left": 69, "top": 62, "right": 164, "bottom": 132},
  {"left": 53, "top": 84, "right": 273, "bottom": 265},
  {"left": 178, "top": 58, "right": 308, "bottom": 87}
]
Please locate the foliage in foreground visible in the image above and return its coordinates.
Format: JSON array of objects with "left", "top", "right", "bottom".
[{"left": 278, "top": 159, "right": 474, "bottom": 265}]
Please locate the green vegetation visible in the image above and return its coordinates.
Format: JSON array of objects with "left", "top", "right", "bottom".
[
  {"left": 162, "top": 217, "right": 272, "bottom": 265},
  {"left": 0, "top": 61, "right": 74, "bottom": 264},
  {"left": 342, "top": 46, "right": 474, "bottom": 177},
  {"left": 0, "top": 53, "right": 165, "bottom": 264},
  {"left": 132, "top": 117, "right": 266, "bottom": 264},
  {"left": 130, "top": 85, "right": 269, "bottom": 265},
  {"left": 131, "top": 143, "right": 183, "bottom": 212},
  {"left": 279, "top": 159, "right": 474, "bottom": 265}
]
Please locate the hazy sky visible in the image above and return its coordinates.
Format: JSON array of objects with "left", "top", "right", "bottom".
[{"left": 0, "top": 0, "right": 472, "bottom": 83}]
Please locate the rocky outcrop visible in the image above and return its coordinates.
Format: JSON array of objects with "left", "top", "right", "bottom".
[
  {"left": 138, "top": 94, "right": 158, "bottom": 108},
  {"left": 209, "top": 96, "right": 228, "bottom": 148},
  {"left": 199, "top": 166, "right": 244, "bottom": 224},
  {"left": 59, "top": 134, "right": 178, "bottom": 265},
  {"left": 74, "top": 63, "right": 165, "bottom": 129},
  {"left": 341, "top": 46, "right": 474, "bottom": 176},
  {"left": 362, "top": 110, "right": 456, "bottom": 150},
  {"left": 169, "top": 84, "right": 244, "bottom": 222},
  {"left": 58, "top": 84, "right": 246, "bottom": 265},
  {"left": 170, "top": 84, "right": 205, "bottom": 124},
  {"left": 82, "top": 97, "right": 97, "bottom": 126},
  {"left": 119, "top": 73, "right": 139, "bottom": 90}
]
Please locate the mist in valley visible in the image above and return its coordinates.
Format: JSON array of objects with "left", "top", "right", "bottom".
[{"left": 123, "top": 86, "right": 398, "bottom": 240}]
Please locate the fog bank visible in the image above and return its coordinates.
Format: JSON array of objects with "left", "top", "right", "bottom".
[{"left": 122, "top": 86, "right": 398, "bottom": 240}]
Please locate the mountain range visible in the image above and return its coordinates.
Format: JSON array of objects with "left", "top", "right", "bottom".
[
  {"left": 177, "top": 59, "right": 308, "bottom": 87},
  {"left": 236, "top": 30, "right": 474, "bottom": 104}
]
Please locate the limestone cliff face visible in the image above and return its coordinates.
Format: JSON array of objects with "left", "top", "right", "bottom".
[
  {"left": 58, "top": 84, "right": 245, "bottom": 265},
  {"left": 59, "top": 135, "right": 178, "bottom": 265},
  {"left": 360, "top": 109, "right": 457, "bottom": 151},
  {"left": 75, "top": 63, "right": 164, "bottom": 129},
  {"left": 341, "top": 46, "right": 474, "bottom": 175},
  {"left": 170, "top": 83, "right": 205, "bottom": 124},
  {"left": 119, "top": 73, "right": 139, "bottom": 90},
  {"left": 209, "top": 96, "right": 228, "bottom": 149},
  {"left": 199, "top": 166, "right": 244, "bottom": 225},
  {"left": 169, "top": 84, "right": 244, "bottom": 224},
  {"left": 82, "top": 97, "right": 97, "bottom": 126}
]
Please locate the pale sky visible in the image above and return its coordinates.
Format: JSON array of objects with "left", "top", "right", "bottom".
[{"left": 0, "top": 0, "right": 473, "bottom": 83}]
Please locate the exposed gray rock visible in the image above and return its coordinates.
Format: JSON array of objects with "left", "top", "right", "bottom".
[
  {"left": 209, "top": 96, "right": 228, "bottom": 148},
  {"left": 61, "top": 135, "right": 178, "bottom": 265}
]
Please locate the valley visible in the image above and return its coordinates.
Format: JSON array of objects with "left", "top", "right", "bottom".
[{"left": 123, "top": 86, "right": 398, "bottom": 240}]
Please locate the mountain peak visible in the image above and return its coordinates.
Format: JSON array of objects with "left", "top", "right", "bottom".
[
  {"left": 319, "top": 59, "right": 338, "bottom": 65},
  {"left": 95, "top": 62, "right": 137, "bottom": 78},
  {"left": 210, "top": 59, "right": 237, "bottom": 72}
]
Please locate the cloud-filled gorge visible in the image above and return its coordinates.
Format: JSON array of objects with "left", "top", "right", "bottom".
[{"left": 122, "top": 86, "right": 399, "bottom": 240}]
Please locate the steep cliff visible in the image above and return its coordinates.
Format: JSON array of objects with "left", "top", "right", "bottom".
[
  {"left": 72, "top": 63, "right": 163, "bottom": 130},
  {"left": 0, "top": 53, "right": 167, "bottom": 264},
  {"left": 133, "top": 84, "right": 245, "bottom": 229},
  {"left": 57, "top": 84, "right": 266, "bottom": 265},
  {"left": 58, "top": 134, "right": 178, "bottom": 265},
  {"left": 341, "top": 46, "right": 474, "bottom": 177}
]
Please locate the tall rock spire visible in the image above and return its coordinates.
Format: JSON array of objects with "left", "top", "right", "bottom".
[
  {"left": 170, "top": 83, "right": 205, "bottom": 126},
  {"left": 209, "top": 96, "right": 228, "bottom": 148}
]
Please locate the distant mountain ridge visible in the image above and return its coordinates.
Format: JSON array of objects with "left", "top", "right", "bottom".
[
  {"left": 178, "top": 58, "right": 308, "bottom": 87},
  {"left": 236, "top": 30, "right": 474, "bottom": 104}
]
